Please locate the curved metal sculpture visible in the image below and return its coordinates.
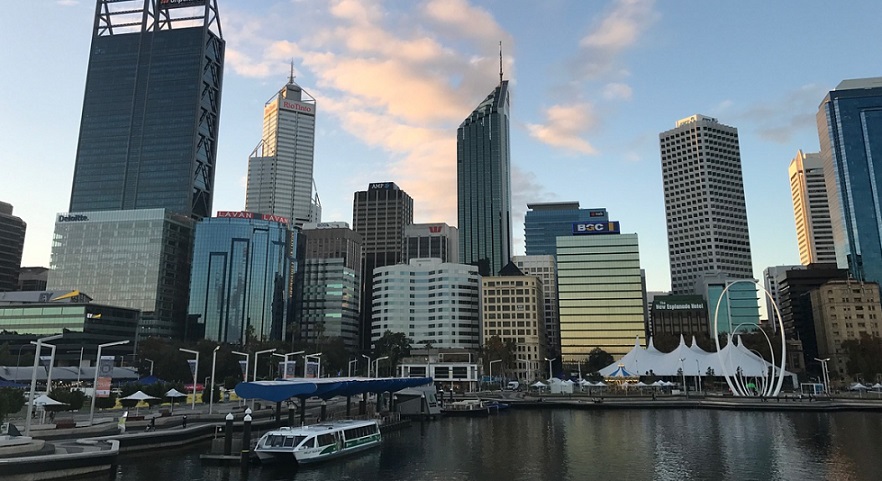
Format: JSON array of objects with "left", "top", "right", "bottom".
[{"left": 712, "top": 280, "right": 786, "bottom": 397}]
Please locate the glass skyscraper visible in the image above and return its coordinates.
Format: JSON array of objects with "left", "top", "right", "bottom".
[
  {"left": 188, "top": 213, "right": 295, "bottom": 344},
  {"left": 69, "top": 0, "right": 224, "bottom": 220},
  {"left": 818, "top": 77, "right": 882, "bottom": 283},
  {"left": 524, "top": 202, "right": 605, "bottom": 257},
  {"left": 457, "top": 80, "right": 512, "bottom": 276}
]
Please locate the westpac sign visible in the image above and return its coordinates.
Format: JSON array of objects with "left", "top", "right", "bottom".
[{"left": 572, "top": 221, "right": 620, "bottom": 235}]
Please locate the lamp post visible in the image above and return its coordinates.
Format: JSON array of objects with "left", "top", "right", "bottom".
[
  {"left": 348, "top": 358, "right": 357, "bottom": 377},
  {"left": 373, "top": 356, "right": 389, "bottom": 378},
  {"left": 679, "top": 358, "right": 688, "bottom": 397},
  {"left": 361, "top": 354, "right": 372, "bottom": 377},
  {"left": 283, "top": 350, "right": 304, "bottom": 378},
  {"left": 179, "top": 348, "right": 200, "bottom": 411},
  {"left": 814, "top": 358, "right": 831, "bottom": 394},
  {"left": 231, "top": 351, "right": 249, "bottom": 382},
  {"left": 30, "top": 340, "right": 57, "bottom": 394},
  {"left": 695, "top": 359, "right": 702, "bottom": 393},
  {"left": 88, "top": 340, "right": 130, "bottom": 428},
  {"left": 25, "top": 334, "right": 62, "bottom": 436},
  {"left": 209, "top": 346, "right": 220, "bottom": 414},
  {"left": 252, "top": 348, "right": 276, "bottom": 382},
  {"left": 489, "top": 359, "right": 502, "bottom": 390},
  {"left": 544, "top": 357, "right": 556, "bottom": 381},
  {"left": 145, "top": 358, "right": 155, "bottom": 377},
  {"left": 304, "top": 353, "right": 323, "bottom": 378}
]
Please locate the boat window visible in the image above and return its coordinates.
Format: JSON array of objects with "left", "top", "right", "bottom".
[
  {"left": 262, "top": 435, "right": 279, "bottom": 447},
  {"left": 294, "top": 436, "right": 309, "bottom": 447},
  {"left": 283, "top": 436, "right": 295, "bottom": 447},
  {"left": 300, "top": 437, "right": 315, "bottom": 448},
  {"left": 317, "top": 433, "right": 336, "bottom": 446},
  {"left": 271, "top": 435, "right": 285, "bottom": 447}
]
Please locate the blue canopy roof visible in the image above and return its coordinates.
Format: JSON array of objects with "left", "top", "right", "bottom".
[
  {"left": 234, "top": 377, "right": 434, "bottom": 403},
  {"left": 607, "top": 366, "right": 634, "bottom": 378}
]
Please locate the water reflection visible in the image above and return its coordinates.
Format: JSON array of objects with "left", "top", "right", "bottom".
[{"left": 92, "top": 410, "right": 882, "bottom": 481}]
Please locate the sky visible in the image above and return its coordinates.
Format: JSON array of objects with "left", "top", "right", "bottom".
[{"left": 2, "top": 0, "right": 882, "bottom": 296}]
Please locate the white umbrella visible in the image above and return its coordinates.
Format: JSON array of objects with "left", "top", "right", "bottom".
[
  {"left": 849, "top": 382, "right": 869, "bottom": 391},
  {"left": 531, "top": 381, "right": 547, "bottom": 390},
  {"left": 594, "top": 381, "right": 608, "bottom": 388},
  {"left": 120, "top": 390, "right": 159, "bottom": 415},
  {"left": 31, "top": 394, "right": 66, "bottom": 406},
  {"left": 165, "top": 388, "right": 187, "bottom": 414}
]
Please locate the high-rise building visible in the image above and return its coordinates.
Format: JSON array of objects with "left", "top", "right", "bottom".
[
  {"left": 524, "top": 203, "right": 605, "bottom": 257},
  {"left": 790, "top": 150, "right": 836, "bottom": 265},
  {"left": 0, "top": 201, "right": 26, "bottom": 292},
  {"left": 512, "top": 255, "right": 560, "bottom": 357},
  {"left": 69, "top": 0, "right": 224, "bottom": 220},
  {"left": 372, "top": 259, "right": 480, "bottom": 349},
  {"left": 457, "top": 80, "right": 512, "bottom": 276},
  {"left": 693, "top": 274, "right": 760, "bottom": 334},
  {"left": 188, "top": 212, "right": 295, "bottom": 345},
  {"left": 556, "top": 220, "right": 644, "bottom": 360},
  {"left": 404, "top": 223, "right": 458, "bottom": 263},
  {"left": 811, "top": 280, "right": 882, "bottom": 376},
  {"left": 660, "top": 115, "right": 754, "bottom": 294},
  {"left": 763, "top": 265, "right": 804, "bottom": 327},
  {"left": 47, "top": 209, "right": 194, "bottom": 339},
  {"left": 298, "top": 223, "right": 362, "bottom": 350},
  {"left": 818, "top": 78, "right": 882, "bottom": 283},
  {"left": 353, "top": 182, "right": 413, "bottom": 350},
  {"left": 17, "top": 267, "right": 49, "bottom": 292},
  {"left": 246, "top": 76, "right": 318, "bottom": 228}
]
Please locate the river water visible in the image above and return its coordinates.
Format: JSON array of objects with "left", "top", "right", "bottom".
[{"left": 94, "top": 409, "right": 882, "bottom": 481}]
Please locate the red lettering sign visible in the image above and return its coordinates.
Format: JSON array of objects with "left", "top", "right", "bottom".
[
  {"left": 261, "top": 214, "right": 289, "bottom": 224},
  {"left": 216, "top": 211, "right": 254, "bottom": 219},
  {"left": 281, "top": 100, "right": 314, "bottom": 114},
  {"left": 428, "top": 226, "right": 442, "bottom": 233}
]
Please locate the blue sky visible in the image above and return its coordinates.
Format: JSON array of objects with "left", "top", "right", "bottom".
[{"left": 2, "top": 0, "right": 882, "bottom": 294}]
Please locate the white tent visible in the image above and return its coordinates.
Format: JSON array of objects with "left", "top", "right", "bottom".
[
  {"left": 849, "top": 382, "right": 869, "bottom": 391},
  {"left": 531, "top": 381, "right": 547, "bottom": 390},
  {"left": 31, "top": 394, "right": 65, "bottom": 406}
]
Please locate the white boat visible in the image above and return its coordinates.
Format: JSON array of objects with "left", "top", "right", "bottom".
[{"left": 254, "top": 419, "right": 382, "bottom": 465}]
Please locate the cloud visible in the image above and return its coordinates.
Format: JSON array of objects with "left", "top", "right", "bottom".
[
  {"left": 510, "top": 166, "right": 556, "bottom": 255},
  {"left": 573, "top": 0, "right": 658, "bottom": 80},
  {"left": 57, "top": 0, "right": 79, "bottom": 5},
  {"left": 731, "top": 84, "right": 827, "bottom": 143},
  {"left": 527, "top": 103, "right": 599, "bottom": 155},
  {"left": 603, "top": 82, "right": 633, "bottom": 100}
]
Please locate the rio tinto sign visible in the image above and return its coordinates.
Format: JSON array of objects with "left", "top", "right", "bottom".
[
  {"left": 279, "top": 99, "right": 315, "bottom": 115},
  {"left": 216, "top": 211, "right": 289, "bottom": 225}
]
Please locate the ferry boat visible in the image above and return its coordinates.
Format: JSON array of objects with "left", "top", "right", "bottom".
[
  {"left": 440, "top": 399, "right": 492, "bottom": 417},
  {"left": 254, "top": 419, "right": 381, "bottom": 465}
]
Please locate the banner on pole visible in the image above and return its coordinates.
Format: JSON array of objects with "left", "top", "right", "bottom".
[
  {"left": 305, "top": 360, "right": 319, "bottom": 379},
  {"left": 187, "top": 359, "right": 197, "bottom": 378},
  {"left": 239, "top": 360, "right": 248, "bottom": 380},
  {"left": 39, "top": 355, "right": 52, "bottom": 373},
  {"left": 97, "top": 355, "right": 115, "bottom": 398},
  {"left": 279, "top": 361, "right": 297, "bottom": 380}
]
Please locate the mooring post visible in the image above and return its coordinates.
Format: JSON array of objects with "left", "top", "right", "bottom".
[
  {"left": 240, "top": 409, "right": 252, "bottom": 469},
  {"left": 320, "top": 400, "right": 327, "bottom": 421},
  {"left": 420, "top": 394, "right": 426, "bottom": 420},
  {"left": 299, "top": 398, "right": 306, "bottom": 426},
  {"left": 275, "top": 401, "right": 281, "bottom": 424},
  {"left": 224, "top": 413, "right": 234, "bottom": 456},
  {"left": 288, "top": 403, "right": 295, "bottom": 426},
  {"left": 360, "top": 392, "right": 367, "bottom": 415},
  {"left": 346, "top": 395, "right": 352, "bottom": 417}
]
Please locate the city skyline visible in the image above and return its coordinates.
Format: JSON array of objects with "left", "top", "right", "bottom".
[{"left": 4, "top": 1, "right": 882, "bottom": 294}]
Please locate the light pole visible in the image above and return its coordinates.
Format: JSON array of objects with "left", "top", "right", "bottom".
[
  {"left": 30, "top": 340, "right": 57, "bottom": 394},
  {"left": 695, "top": 359, "right": 702, "bottom": 393},
  {"left": 348, "top": 358, "right": 357, "bottom": 377},
  {"left": 679, "top": 358, "right": 687, "bottom": 397},
  {"left": 25, "top": 334, "right": 62, "bottom": 436},
  {"left": 305, "top": 353, "right": 323, "bottom": 378},
  {"left": 814, "top": 358, "right": 831, "bottom": 394},
  {"left": 283, "top": 350, "right": 304, "bottom": 378},
  {"left": 209, "top": 346, "right": 220, "bottom": 414},
  {"left": 373, "top": 356, "right": 389, "bottom": 378},
  {"left": 252, "top": 348, "right": 276, "bottom": 410},
  {"left": 179, "top": 348, "right": 200, "bottom": 411},
  {"left": 231, "top": 350, "right": 249, "bottom": 382},
  {"left": 489, "top": 359, "right": 502, "bottom": 390},
  {"left": 361, "top": 354, "right": 372, "bottom": 377},
  {"left": 544, "top": 357, "right": 556, "bottom": 381},
  {"left": 145, "top": 358, "right": 155, "bottom": 377},
  {"left": 88, "top": 340, "right": 130, "bottom": 428}
]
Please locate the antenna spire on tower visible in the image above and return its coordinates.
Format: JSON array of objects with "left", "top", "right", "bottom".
[
  {"left": 499, "top": 41, "right": 503, "bottom": 84},
  {"left": 289, "top": 59, "right": 295, "bottom": 84}
]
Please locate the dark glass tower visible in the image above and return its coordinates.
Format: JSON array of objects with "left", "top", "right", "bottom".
[
  {"left": 0, "top": 202, "right": 26, "bottom": 292},
  {"left": 818, "top": 78, "right": 882, "bottom": 283},
  {"left": 457, "top": 80, "right": 512, "bottom": 276},
  {"left": 69, "top": 0, "right": 224, "bottom": 220},
  {"left": 524, "top": 202, "right": 606, "bottom": 257}
]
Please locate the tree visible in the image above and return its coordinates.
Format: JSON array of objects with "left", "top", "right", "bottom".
[
  {"left": 372, "top": 331, "right": 411, "bottom": 376},
  {"left": 841, "top": 333, "right": 882, "bottom": 380},
  {"left": 46, "top": 389, "right": 86, "bottom": 412},
  {"left": 482, "top": 336, "right": 516, "bottom": 379},
  {"left": 0, "top": 387, "right": 25, "bottom": 422},
  {"left": 586, "top": 348, "right": 614, "bottom": 374},
  {"left": 94, "top": 392, "right": 117, "bottom": 410}
]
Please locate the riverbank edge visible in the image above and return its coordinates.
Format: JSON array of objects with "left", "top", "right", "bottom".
[{"left": 500, "top": 396, "right": 882, "bottom": 412}]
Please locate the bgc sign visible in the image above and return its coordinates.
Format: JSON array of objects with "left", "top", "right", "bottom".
[{"left": 572, "top": 221, "right": 620, "bottom": 235}]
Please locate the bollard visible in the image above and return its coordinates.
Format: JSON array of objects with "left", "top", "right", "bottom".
[
  {"left": 346, "top": 395, "right": 352, "bottom": 417},
  {"left": 275, "top": 401, "right": 281, "bottom": 424},
  {"left": 182, "top": 415, "right": 187, "bottom": 429},
  {"left": 288, "top": 403, "right": 295, "bottom": 426},
  {"left": 420, "top": 394, "right": 426, "bottom": 419},
  {"left": 224, "top": 413, "right": 234, "bottom": 456},
  {"left": 240, "top": 412, "right": 252, "bottom": 469},
  {"left": 320, "top": 401, "right": 327, "bottom": 422}
]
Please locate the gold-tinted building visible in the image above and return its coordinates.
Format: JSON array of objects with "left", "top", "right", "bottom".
[{"left": 811, "top": 280, "right": 882, "bottom": 376}]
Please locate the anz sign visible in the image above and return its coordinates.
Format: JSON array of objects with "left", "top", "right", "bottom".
[{"left": 572, "top": 221, "right": 620, "bottom": 235}]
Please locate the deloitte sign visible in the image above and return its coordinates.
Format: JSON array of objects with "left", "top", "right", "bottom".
[{"left": 572, "top": 221, "right": 620, "bottom": 235}]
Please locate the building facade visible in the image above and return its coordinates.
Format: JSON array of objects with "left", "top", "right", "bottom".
[
  {"left": 353, "top": 182, "right": 413, "bottom": 350},
  {"left": 457, "top": 80, "right": 512, "bottom": 276},
  {"left": 482, "top": 265, "right": 548, "bottom": 382},
  {"left": 188, "top": 212, "right": 295, "bottom": 345},
  {"left": 0, "top": 202, "right": 26, "bottom": 292},
  {"left": 404, "top": 223, "right": 459, "bottom": 264},
  {"left": 693, "top": 274, "right": 761, "bottom": 334},
  {"left": 790, "top": 150, "right": 836, "bottom": 265},
  {"left": 811, "top": 280, "right": 882, "bottom": 376},
  {"left": 763, "top": 265, "right": 804, "bottom": 328},
  {"left": 18, "top": 267, "right": 49, "bottom": 292},
  {"left": 649, "top": 295, "right": 709, "bottom": 339},
  {"left": 246, "top": 77, "right": 318, "bottom": 228},
  {"left": 298, "top": 223, "right": 362, "bottom": 350},
  {"left": 660, "top": 115, "right": 754, "bottom": 294},
  {"left": 372, "top": 259, "right": 481, "bottom": 350},
  {"left": 818, "top": 78, "right": 882, "bottom": 284},
  {"left": 524, "top": 202, "right": 604, "bottom": 257},
  {"left": 512, "top": 255, "right": 560, "bottom": 357},
  {"left": 48, "top": 209, "right": 194, "bottom": 339},
  {"left": 556, "top": 225, "right": 645, "bottom": 360},
  {"left": 69, "top": 0, "right": 224, "bottom": 220}
]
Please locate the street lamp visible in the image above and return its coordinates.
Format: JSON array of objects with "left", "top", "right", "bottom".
[
  {"left": 25, "top": 334, "right": 62, "bottom": 436},
  {"left": 29, "top": 340, "right": 57, "bottom": 394},
  {"left": 373, "top": 356, "right": 389, "bottom": 378},
  {"left": 695, "top": 359, "right": 702, "bottom": 393},
  {"left": 179, "top": 348, "right": 200, "bottom": 411},
  {"left": 544, "top": 357, "right": 556, "bottom": 381},
  {"left": 283, "top": 350, "right": 304, "bottom": 378},
  {"left": 145, "top": 358, "right": 155, "bottom": 377},
  {"left": 88, "top": 340, "right": 130, "bottom": 428},
  {"left": 814, "top": 358, "right": 831, "bottom": 395},
  {"left": 305, "top": 353, "right": 323, "bottom": 378},
  {"left": 348, "top": 358, "right": 357, "bottom": 377},
  {"left": 679, "top": 358, "right": 687, "bottom": 397},
  {"left": 251, "top": 348, "right": 276, "bottom": 410},
  {"left": 361, "top": 354, "right": 372, "bottom": 377},
  {"left": 209, "top": 346, "right": 220, "bottom": 414},
  {"left": 489, "top": 359, "right": 502, "bottom": 390},
  {"left": 231, "top": 350, "right": 249, "bottom": 382}
]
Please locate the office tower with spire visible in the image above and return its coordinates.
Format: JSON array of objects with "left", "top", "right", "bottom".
[
  {"left": 246, "top": 66, "right": 319, "bottom": 228},
  {"left": 818, "top": 78, "right": 882, "bottom": 283},
  {"left": 457, "top": 49, "right": 512, "bottom": 276},
  {"left": 660, "top": 115, "right": 755, "bottom": 294},
  {"left": 789, "top": 150, "right": 836, "bottom": 265},
  {"left": 353, "top": 182, "right": 414, "bottom": 350}
]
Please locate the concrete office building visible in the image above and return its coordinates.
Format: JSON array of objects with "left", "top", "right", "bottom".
[
  {"left": 811, "top": 280, "right": 882, "bottom": 376},
  {"left": 660, "top": 115, "right": 754, "bottom": 294},
  {"left": 0, "top": 202, "right": 26, "bottom": 292},
  {"left": 18, "top": 267, "right": 49, "bottom": 292},
  {"left": 790, "top": 150, "right": 836, "bottom": 265},
  {"left": 372, "top": 259, "right": 480, "bottom": 350},
  {"left": 482, "top": 263, "right": 548, "bottom": 382},
  {"left": 404, "top": 223, "right": 458, "bottom": 264},
  {"left": 524, "top": 203, "right": 605, "bottom": 257},
  {"left": 246, "top": 75, "right": 319, "bottom": 228},
  {"left": 353, "top": 182, "right": 413, "bottom": 350},
  {"left": 818, "top": 78, "right": 882, "bottom": 284},
  {"left": 556, "top": 220, "right": 644, "bottom": 360},
  {"left": 69, "top": 0, "right": 224, "bottom": 220},
  {"left": 47, "top": 209, "right": 194, "bottom": 339},
  {"left": 188, "top": 212, "right": 295, "bottom": 345},
  {"left": 298, "top": 222, "right": 362, "bottom": 349},
  {"left": 457, "top": 79, "right": 512, "bottom": 276},
  {"left": 512, "top": 255, "right": 560, "bottom": 357}
]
